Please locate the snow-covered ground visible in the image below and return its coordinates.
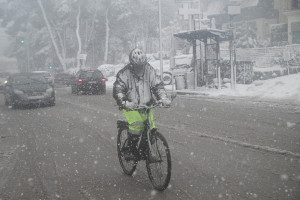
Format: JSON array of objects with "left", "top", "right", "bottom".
[{"left": 106, "top": 71, "right": 300, "bottom": 104}]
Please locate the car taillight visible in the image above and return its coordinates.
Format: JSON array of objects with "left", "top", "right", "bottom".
[
  {"left": 78, "top": 79, "right": 83, "bottom": 83},
  {"left": 101, "top": 78, "right": 106, "bottom": 83}
]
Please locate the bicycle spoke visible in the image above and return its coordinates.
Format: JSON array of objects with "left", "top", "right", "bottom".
[
  {"left": 117, "top": 128, "right": 137, "bottom": 175},
  {"left": 146, "top": 132, "right": 171, "bottom": 191}
]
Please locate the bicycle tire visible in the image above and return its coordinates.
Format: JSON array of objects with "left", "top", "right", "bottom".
[
  {"left": 117, "top": 128, "right": 137, "bottom": 176},
  {"left": 146, "top": 131, "right": 171, "bottom": 191}
]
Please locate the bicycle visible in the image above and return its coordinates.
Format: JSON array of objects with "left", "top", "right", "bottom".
[{"left": 116, "top": 103, "right": 172, "bottom": 191}]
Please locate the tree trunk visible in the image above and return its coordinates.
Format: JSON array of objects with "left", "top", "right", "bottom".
[
  {"left": 76, "top": 6, "right": 82, "bottom": 70},
  {"left": 104, "top": 8, "right": 109, "bottom": 63},
  {"left": 57, "top": 31, "right": 66, "bottom": 67},
  {"left": 37, "top": 0, "right": 66, "bottom": 72}
]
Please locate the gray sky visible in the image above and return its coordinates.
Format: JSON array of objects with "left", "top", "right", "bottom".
[{"left": 0, "top": 27, "right": 9, "bottom": 56}]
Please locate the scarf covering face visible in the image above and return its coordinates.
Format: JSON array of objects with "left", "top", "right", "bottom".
[{"left": 113, "top": 63, "right": 167, "bottom": 108}]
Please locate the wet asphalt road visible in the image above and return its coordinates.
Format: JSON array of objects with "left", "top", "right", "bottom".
[{"left": 0, "top": 86, "right": 299, "bottom": 200}]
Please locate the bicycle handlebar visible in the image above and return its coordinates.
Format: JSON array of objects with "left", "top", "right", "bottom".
[
  {"left": 134, "top": 103, "right": 170, "bottom": 110},
  {"left": 119, "top": 92, "right": 176, "bottom": 111}
]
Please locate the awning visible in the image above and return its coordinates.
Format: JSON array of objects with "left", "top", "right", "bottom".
[{"left": 173, "top": 28, "right": 229, "bottom": 42}]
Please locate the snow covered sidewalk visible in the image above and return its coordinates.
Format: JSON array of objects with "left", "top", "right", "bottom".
[
  {"left": 164, "top": 73, "right": 300, "bottom": 104},
  {"left": 106, "top": 73, "right": 300, "bottom": 104}
]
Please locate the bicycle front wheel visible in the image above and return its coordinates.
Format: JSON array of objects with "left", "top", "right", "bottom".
[
  {"left": 117, "top": 128, "right": 137, "bottom": 176},
  {"left": 146, "top": 131, "right": 171, "bottom": 191}
]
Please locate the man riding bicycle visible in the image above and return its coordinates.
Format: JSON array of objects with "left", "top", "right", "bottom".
[{"left": 113, "top": 48, "right": 171, "bottom": 160}]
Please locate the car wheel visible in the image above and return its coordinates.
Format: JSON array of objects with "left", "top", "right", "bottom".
[
  {"left": 101, "top": 87, "right": 106, "bottom": 95},
  {"left": 49, "top": 95, "right": 55, "bottom": 106},
  {"left": 163, "top": 72, "right": 172, "bottom": 85},
  {"left": 71, "top": 86, "right": 77, "bottom": 94},
  {"left": 11, "top": 101, "right": 18, "bottom": 109},
  {"left": 4, "top": 96, "right": 8, "bottom": 106},
  {"left": 49, "top": 100, "right": 55, "bottom": 106},
  {"left": 5, "top": 97, "right": 16, "bottom": 108}
]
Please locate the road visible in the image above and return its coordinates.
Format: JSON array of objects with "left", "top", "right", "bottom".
[{"left": 0, "top": 87, "right": 299, "bottom": 200}]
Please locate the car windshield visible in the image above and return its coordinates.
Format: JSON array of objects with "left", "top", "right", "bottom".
[
  {"left": 80, "top": 71, "right": 103, "bottom": 79},
  {"left": 40, "top": 73, "right": 51, "bottom": 78},
  {"left": 13, "top": 74, "right": 47, "bottom": 85},
  {"left": 30, "top": 74, "right": 48, "bottom": 84}
]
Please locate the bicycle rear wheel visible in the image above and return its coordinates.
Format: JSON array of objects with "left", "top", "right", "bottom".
[
  {"left": 117, "top": 128, "right": 137, "bottom": 176},
  {"left": 146, "top": 131, "right": 171, "bottom": 191}
]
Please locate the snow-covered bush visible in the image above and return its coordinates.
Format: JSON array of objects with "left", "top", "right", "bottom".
[
  {"left": 98, "top": 64, "right": 115, "bottom": 77},
  {"left": 97, "top": 64, "right": 124, "bottom": 77}
]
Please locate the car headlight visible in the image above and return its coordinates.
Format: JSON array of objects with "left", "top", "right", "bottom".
[
  {"left": 13, "top": 89, "right": 24, "bottom": 95},
  {"left": 46, "top": 87, "right": 53, "bottom": 94}
]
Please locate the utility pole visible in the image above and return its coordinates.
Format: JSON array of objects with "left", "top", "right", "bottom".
[
  {"left": 159, "top": 0, "right": 163, "bottom": 81},
  {"left": 228, "top": 5, "right": 240, "bottom": 89},
  {"left": 230, "top": 16, "right": 235, "bottom": 89}
]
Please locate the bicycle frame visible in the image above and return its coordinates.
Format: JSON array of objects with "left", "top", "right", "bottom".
[
  {"left": 118, "top": 103, "right": 171, "bottom": 160},
  {"left": 135, "top": 108, "right": 154, "bottom": 157}
]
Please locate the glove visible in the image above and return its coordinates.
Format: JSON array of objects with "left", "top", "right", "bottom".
[
  {"left": 123, "top": 101, "right": 136, "bottom": 111},
  {"left": 159, "top": 98, "right": 171, "bottom": 107}
]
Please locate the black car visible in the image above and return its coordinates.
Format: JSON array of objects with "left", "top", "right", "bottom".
[
  {"left": 4, "top": 73, "right": 55, "bottom": 108},
  {"left": 54, "top": 73, "right": 72, "bottom": 86},
  {"left": 70, "top": 69, "right": 107, "bottom": 94}
]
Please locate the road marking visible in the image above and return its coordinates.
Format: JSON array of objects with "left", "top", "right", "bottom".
[
  {"left": 57, "top": 97, "right": 300, "bottom": 159},
  {"left": 161, "top": 123, "right": 300, "bottom": 159}
]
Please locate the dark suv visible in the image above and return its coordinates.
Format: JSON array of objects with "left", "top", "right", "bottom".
[{"left": 70, "top": 69, "right": 106, "bottom": 94}]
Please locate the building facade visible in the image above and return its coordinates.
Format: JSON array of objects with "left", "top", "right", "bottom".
[{"left": 198, "top": 0, "right": 300, "bottom": 46}]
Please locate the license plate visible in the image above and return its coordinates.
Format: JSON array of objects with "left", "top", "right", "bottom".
[
  {"left": 88, "top": 81, "right": 97, "bottom": 84},
  {"left": 32, "top": 92, "right": 42, "bottom": 96},
  {"left": 28, "top": 96, "right": 44, "bottom": 100}
]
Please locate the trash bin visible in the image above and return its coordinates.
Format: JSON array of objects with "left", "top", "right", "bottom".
[
  {"left": 185, "top": 72, "right": 195, "bottom": 89},
  {"left": 174, "top": 75, "right": 185, "bottom": 90}
]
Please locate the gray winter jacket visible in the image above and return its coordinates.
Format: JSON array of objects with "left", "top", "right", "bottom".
[{"left": 113, "top": 63, "right": 167, "bottom": 108}]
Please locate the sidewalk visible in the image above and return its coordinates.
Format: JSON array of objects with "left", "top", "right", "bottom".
[{"left": 164, "top": 83, "right": 300, "bottom": 106}]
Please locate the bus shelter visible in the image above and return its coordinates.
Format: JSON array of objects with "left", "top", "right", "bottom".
[{"left": 173, "top": 29, "right": 231, "bottom": 89}]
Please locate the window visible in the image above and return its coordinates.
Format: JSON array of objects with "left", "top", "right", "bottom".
[{"left": 292, "top": 0, "right": 299, "bottom": 9}]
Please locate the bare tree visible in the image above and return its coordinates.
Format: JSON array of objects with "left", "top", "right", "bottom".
[
  {"left": 37, "top": 0, "right": 66, "bottom": 71},
  {"left": 104, "top": 8, "right": 109, "bottom": 63},
  {"left": 76, "top": 5, "right": 82, "bottom": 69}
]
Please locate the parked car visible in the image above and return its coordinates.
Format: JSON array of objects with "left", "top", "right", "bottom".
[
  {"left": 4, "top": 73, "right": 55, "bottom": 108},
  {"left": 70, "top": 69, "right": 107, "bottom": 95},
  {"left": 0, "top": 72, "right": 10, "bottom": 92},
  {"left": 31, "top": 71, "right": 54, "bottom": 85},
  {"left": 54, "top": 73, "right": 72, "bottom": 85}
]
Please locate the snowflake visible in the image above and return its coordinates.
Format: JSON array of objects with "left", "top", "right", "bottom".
[
  {"left": 287, "top": 122, "right": 296, "bottom": 128},
  {"left": 280, "top": 174, "right": 288, "bottom": 181},
  {"left": 150, "top": 190, "right": 157, "bottom": 196}
]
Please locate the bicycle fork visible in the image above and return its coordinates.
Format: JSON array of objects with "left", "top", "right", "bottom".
[{"left": 134, "top": 111, "right": 154, "bottom": 157}]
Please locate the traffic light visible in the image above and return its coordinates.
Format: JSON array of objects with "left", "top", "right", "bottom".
[
  {"left": 20, "top": 40, "right": 25, "bottom": 44},
  {"left": 49, "top": 66, "right": 53, "bottom": 69}
]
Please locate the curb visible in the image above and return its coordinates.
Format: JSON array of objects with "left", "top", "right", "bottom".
[{"left": 171, "top": 90, "right": 209, "bottom": 96}]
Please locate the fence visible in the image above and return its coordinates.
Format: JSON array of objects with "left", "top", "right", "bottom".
[
  {"left": 221, "top": 44, "right": 300, "bottom": 67},
  {"left": 219, "top": 44, "right": 300, "bottom": 83}
]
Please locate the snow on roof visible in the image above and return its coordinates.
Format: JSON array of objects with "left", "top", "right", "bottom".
[{"left": 240, "top": 0, "right": 259, "bottom": 8}]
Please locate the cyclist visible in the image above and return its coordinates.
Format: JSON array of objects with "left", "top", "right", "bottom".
[{"left": 113, "top": 48, "right": 171, "bottom": 160}]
